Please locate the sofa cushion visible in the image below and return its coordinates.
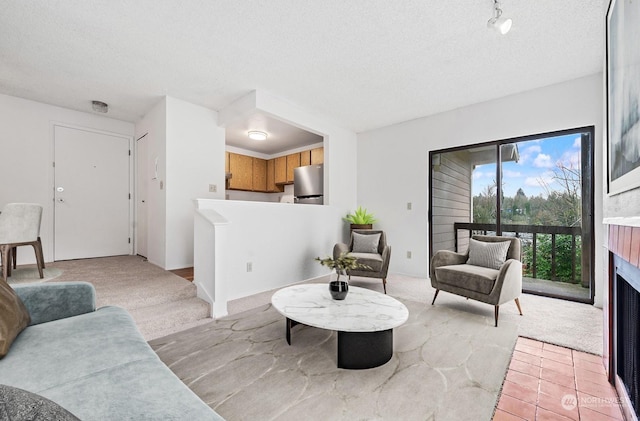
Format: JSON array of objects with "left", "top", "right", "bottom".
[
  {"left": 352, "top": 232, "right": 381, "bottom": 253},
  {"left": 349, "top": 252, "right": 383, "bottom": 272},
  {"left": 41, "top": 358, "right": 223, "bottom": 420},
  {"left": 0, "top": 306, "right": 154, "bottom": 392},
  {"left": 0, "top": 384, "right": 80, "bottom": 420},
  {"left": 0, "top": 280, "right": 30, "bottom": 358},
  {"left": 467, "top": 238, "right": 511, "bottom": 270},
  {"left": 435, "top": 264, "right": 499, "bottom": 295}
]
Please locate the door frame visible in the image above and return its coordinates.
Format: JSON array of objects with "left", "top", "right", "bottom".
[
  {"left": 135, "top": 132, "right": 148, "bottom": 258},
  {"left": 51, "top": 122, "right": 134, "bottom": 259}
]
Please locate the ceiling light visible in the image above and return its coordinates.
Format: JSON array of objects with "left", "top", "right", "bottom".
[
  {"left": 91, "top": 100, "right": 108, "bottom": 113},
  {"left": 248, "top": 131, "right": 268, "bottom": 141},
  {"left": 487, "top": 0, "right": 512, "bottom": 35}
]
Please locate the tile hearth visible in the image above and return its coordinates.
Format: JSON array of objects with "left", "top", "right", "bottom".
[{"left": 493, "top": 338, "right": 624, "bottom": 420}]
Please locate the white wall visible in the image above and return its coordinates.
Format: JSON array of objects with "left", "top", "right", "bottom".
[
  {"left": 197, "top": 199, "right": 344, "bottom": 300},
  {"left": 357, "top": 74, "right": 605, "bottom": 307},
  {"left": 165, "top": 97, "right": 225, "bottom": 269},
  {"left": 135, "top": 98, "right": 167, "bottom": 268},
  {"left": 0, "top": 93, "right": 134, "bottom": 264}
]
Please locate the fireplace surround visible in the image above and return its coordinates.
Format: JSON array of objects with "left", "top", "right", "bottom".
[{"left": 607, "top": 223, "right": 640, "bottom": 420}]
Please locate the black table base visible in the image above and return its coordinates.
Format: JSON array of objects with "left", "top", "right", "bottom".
[{"left": 285, "top": 317, "right": 393, "bottom": 369}]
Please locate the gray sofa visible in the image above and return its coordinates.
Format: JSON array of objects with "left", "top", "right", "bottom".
[{"left": 0, "top": 282, "right": 224, "bottom": 420}]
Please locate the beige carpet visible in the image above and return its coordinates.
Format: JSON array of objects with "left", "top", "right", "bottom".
[{"left": 47, "top": 256, "right": 212, "bottom": 340}]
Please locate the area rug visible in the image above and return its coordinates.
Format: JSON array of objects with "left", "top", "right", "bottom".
[
  {"left": 150, "top": 296, "right": 518, "bottom": 421},
  {"left": 6, "top": 267, "right": 63, "bottom": 285}
]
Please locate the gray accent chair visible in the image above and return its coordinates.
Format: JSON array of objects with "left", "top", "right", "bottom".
[
  {"left": 334, "top": 229, "right": 391, "bottom": 293},
  {"left": 0, "top": 203, "right": 45, "bottom": 282},
  {"left": 430, "top": 235, "right": 523, "bottom": 326}
]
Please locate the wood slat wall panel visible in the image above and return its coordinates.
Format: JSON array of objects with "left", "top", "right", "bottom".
[
  {"left": 623, "top": 226, "right": 633, "bottom": 263},
  {"left": 432, "top": 151, "right": 471, "bottom": 253}
]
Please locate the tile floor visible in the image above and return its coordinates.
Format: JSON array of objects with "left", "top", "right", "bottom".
[{"left": 493, "top": 337, "right": 625, "bottom": 421}]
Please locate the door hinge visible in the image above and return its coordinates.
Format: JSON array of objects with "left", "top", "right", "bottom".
[
  {"left": 53, "top": 162, "right": 55, "bottom": 167},
  {"left": 129, "top": 193, "right": 131, "bottom": 199},
  {"left": 129, "top": 150, "right": 131, "bottom": 156},
  {"left": 128, "top": 238, "right": 131, "bottom": 244}
]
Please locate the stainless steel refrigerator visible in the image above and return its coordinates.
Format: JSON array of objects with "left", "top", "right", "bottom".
[{"left": 294, "top": 164, "right": 324, "bottom": 204}]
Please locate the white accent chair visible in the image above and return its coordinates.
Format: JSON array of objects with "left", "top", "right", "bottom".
[{"left": 0, "top": 203, "right": 45, "bottom": 282}]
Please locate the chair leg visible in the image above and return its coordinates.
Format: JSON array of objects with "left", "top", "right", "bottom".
[
  {"left": 515, "top": 298, "right": 523, "bottom": 315},
  {"left": 382, "top": 278, "right": 387, "bottom": 294},
  {"left": 431, "top": 289, "right": 439, "bottom": 305},
  {"left": 38, "top": 237, "right": 45, "bottom": 268},
  {"left": 12, "top": 247, "right": 17, "bottom": 269},
  {"left": 32, "top": 243, "right": 44, "bottom": 279},
  {"left": 494, "top": 305, "right": 500, "bottom": 327},
  {"left": 1, "top": 245, "right": 10, "bottom": 282}
]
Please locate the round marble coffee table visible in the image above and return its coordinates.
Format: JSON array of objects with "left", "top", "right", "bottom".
[{"left": 271, "top": 284, "right": 409, "bottom": 369}]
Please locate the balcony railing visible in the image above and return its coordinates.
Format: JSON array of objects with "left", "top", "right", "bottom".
[{"left": 453, "top": 222, "right": 583, "bottom": 284}]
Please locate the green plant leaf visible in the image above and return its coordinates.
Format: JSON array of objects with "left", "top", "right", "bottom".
[{"left": 343, "top": 206, "right": 377, "bottom": 224}]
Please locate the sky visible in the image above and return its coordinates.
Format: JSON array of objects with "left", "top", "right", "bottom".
[{"left": 472, "top": 134, "right": 582, "bottom": 198}]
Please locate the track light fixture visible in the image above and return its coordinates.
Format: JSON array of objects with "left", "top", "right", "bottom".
[{"left": 488, "top": 0, "right": 512, "bottom": 35}]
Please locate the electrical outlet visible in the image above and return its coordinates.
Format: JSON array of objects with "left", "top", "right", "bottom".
[
  {"left": 407, "top": 251, "right": 412, "bottom": 259},
  {"left": 407, "top": 202, "right": 412, "bottom": 210},
  {"left": 246, "top": 262, "right": 252, "bottom": 272},
  {"left": 209, "top": 184, "right": 217, "bottom": 193}
]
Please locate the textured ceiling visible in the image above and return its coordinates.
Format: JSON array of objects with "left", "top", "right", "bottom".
[{"left": 0, "top": 0, "right": 608, "bottom": 133}]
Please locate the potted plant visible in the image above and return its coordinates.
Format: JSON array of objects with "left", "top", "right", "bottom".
[
  {"left": 343, "top": 206, "right": 377, "bottom": 231},
  {"left": 315, "top": 252, "right": 370, "bottom": 300}
]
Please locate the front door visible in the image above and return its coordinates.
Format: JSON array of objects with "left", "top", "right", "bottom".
[{"left": 54, "top": 125, "right": 131, "bottom": 260}]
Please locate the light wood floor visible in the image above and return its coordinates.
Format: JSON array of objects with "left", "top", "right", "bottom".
[{"left": 170, "top": 267, "right": 193, "bottom": 281}]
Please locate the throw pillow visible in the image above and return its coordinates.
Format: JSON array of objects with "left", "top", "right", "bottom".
[
  {"left": 352, "top": 232, "right": 381, "bottom": 254},
  {"left": 0, "top": 384, "right": 80, "bottom": 420},
  {"left": 0, "top": 280, "right": 31, "bottom": 358},
  {"left": 466, "top": 238, "right": 511, "bottom": 270}
]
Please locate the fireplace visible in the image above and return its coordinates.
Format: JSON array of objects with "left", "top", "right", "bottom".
[
  {"left": 614, "top": 256, "right": 640, "bottom": 417},
  {"left": 607, "top": 223, "right": 640, "bottom": 420}
]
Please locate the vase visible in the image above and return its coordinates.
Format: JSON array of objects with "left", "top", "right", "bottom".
[{"left": 329, "top": 269, "right": 349, "bottom": 300}]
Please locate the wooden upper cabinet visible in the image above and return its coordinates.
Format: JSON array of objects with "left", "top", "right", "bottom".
[
  {"left": 267, "top": 159, "right": 284, "bottom": 192},
  {"left": 311, "top": 147, "right": 324, "bottom": 165},
  {"left": 286, "top": 153, "right": 300, "bottom": 183},
  {"left": 225, "top": 152, "right": 230, "bottom": 173},
  {"left": 252, "top": 158, "right": 267, "bottom": 192},
  {"left": 228, "top": 153, "right": 253, "bottom": 191},
  {"left": 274, "top": 156, "right": 287, "bottom": 184},
  {"left": 300, "top": 150, "right": 311, "bottom": 166}
]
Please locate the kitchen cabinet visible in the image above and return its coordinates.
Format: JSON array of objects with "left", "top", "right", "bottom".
[
  {"left": 228, "top": 153, "right": 253, "bottom": 190},
  {"left": 286, "top": 153, "right": 300, "bottom": 183},
  {"left": 225, "top": 152, "right": 230, "bottom": 173},
  {"left": 275, "top": 156, "right": 287, "bottom": 184},
  {"left": 311, "top": 147, "right": 324, "bottom": 165},
  {"left": 266, "top": 159, "right": 284, "bottom": 192},
  {"left": 300, "top": 150, "right": 311, "bottom": 166},
  {"left": 252, "top": 158, "right": 267, "bottom": 192}
]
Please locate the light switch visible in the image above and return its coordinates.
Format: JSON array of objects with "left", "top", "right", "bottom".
[
  {"left": 209, "top": 184, "right": 217, "bottom": 193},
  {"left": 407, "top": 202, "right": 412, "bottom": 210}
]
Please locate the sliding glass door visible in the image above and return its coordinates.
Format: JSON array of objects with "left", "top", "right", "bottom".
[{"left": 429, "top": 127, "right": 594, "bottom": 303}]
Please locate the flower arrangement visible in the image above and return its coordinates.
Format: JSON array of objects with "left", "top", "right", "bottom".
[{"left": 315, "top": 252, "right": 370, "bottom": 280}]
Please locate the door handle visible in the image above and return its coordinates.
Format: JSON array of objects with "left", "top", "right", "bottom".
[{"left": 56, "top": 187, "right": 64, "bottom": 192}]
